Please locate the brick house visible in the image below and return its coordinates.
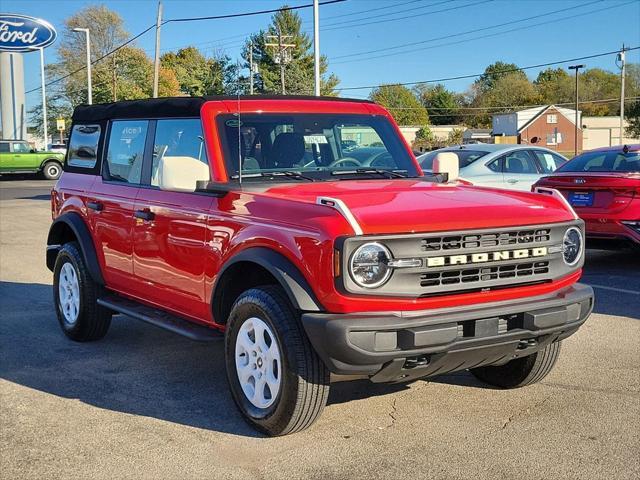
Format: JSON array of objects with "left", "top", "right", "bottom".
[{"left": 492, "top": 105, "right": 582, "bottom": 155}]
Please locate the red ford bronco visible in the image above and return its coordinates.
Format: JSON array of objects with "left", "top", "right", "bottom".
[{"left": 47, "top": 96, "right": 593, "bottom": 436}]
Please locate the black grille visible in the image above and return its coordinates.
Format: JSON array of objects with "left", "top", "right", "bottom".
[
  {"left": 421, "top": 229, "right": 551, "bottom": 252},
  {"left": 420, "top": 261, "right": 550, "bottom": 287}
]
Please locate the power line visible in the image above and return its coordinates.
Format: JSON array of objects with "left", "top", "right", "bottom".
[
  {"left": 380, "top": 96, "right": 640, "bottom": 113},
  {"left": 336, "top": 46, "right": 640, "bottom": 91},
  {"left": 162, "top": 0, "right": 345, "bottom": 24},
  {"left": 333, "top": 0, "right": 602, "bottom": 60},
  {"left": 333, "top": 0, "right": 637, "bottom": 65},
  {"left": 323, "top": 0, "right": 492, "bottom": 31}
]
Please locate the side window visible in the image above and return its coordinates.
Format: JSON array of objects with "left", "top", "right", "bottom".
[
  {"left": 0, "top": 143, "right": 9, "bottom": 153},
  {"left": 151, "top": 119, "right": 209, "bottom": 187},
  {"left": 12, "top": 142, "right": 30, "bottom": 153},
  {"left": 532, "top": 151, "right": 566, "bottom": 173},
  {"left": 105, "top": 120, "right": 148, "bottom": 184},
  {"left": 68, "top": 124, "right": 101, "bottom": 168},
  {"left": 502, "top": 151, "right": 538, "bottom": 174},
  {"left": 487, "top": 158, "right": 502, "bottom": 172}
]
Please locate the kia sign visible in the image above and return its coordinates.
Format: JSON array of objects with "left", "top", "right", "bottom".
[{"left": 0, "top": 14, "right": 57, "bottom": 52}]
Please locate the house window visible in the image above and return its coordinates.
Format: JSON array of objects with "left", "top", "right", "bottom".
[
  {"left": 546, "top": 130, "right": 562, "bottom": 146},
  {"left": 547, "top": 114, "right": 557, "bottom": 124}
]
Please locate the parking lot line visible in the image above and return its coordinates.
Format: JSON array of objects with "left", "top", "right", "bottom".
[{"left": 587, "top": 283, "right": 640, "bottom": 295}]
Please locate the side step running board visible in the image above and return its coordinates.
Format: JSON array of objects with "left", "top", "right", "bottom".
[{"left": 97, "top": 294, "right": 223, "bottom": 342}]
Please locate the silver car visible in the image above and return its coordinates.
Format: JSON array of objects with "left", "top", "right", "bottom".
[{"left": 417, "top": 144, "right": 568, "bottom": 191}]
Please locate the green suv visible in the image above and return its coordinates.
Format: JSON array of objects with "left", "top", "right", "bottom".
[{"left": 0, "top": 140, "right": 64, "bottom": 180}]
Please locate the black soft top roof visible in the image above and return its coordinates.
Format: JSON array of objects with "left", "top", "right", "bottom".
[{"left": 71, "top": 95, "right": 373, "bottom": 122}]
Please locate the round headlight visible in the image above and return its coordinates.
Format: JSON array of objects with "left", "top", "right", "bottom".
[
  {"left": 562, "top": 227, "right": 583, "bottom": 266},
  {"left": 349, "top": 242, "right": 392, "bottom": 288}
]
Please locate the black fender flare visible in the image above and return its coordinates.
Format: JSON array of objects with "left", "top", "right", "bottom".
[
  {"left": 46, "top": 212, "right": 105, "bottom": 285},
  {"left": 39, "top": 157, "right": 63, "bottom": 169},
  {"left": 214, "top": 247, "right": 323, "bottom": 314}
]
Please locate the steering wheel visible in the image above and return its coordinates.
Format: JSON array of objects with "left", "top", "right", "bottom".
[
  {"left": 364, "top": 151, "right": 394, "bottom": 168},
  {"left": 329, "top": 157, "right": 362, "bottom": 168}
]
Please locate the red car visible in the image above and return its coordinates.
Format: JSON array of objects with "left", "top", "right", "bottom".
[
  {"left": 533, "top": 144, "right": 640, "bottom": 249},
  {"left": 47, "top": 96, "right": 593, "bottom": 436}
]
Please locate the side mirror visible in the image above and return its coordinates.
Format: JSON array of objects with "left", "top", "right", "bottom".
[
  {"left": 30, "top": 149, "right": 37, "bottom": 153},
  {"left": 432, "top": 152, "right": 459, "bottom": 182},
  {"left": 157, "top": 155, "right": 210, "bottom": 193}
]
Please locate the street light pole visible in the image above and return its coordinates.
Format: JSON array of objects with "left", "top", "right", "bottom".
[
  {"left": 29, "top": 46, "right": 48, "bottom": 149},
  {"left": 569, "top": 64, "right": 584, "bottom": 157},
  {"left": 313, "top": 0, "right": 320, "bottom": 96},
  {"left": 617, "top": 44, "right": 627, "bottom": 145},
  {"left": 73, "top": 28, "right": 92, "bottom": 104}
]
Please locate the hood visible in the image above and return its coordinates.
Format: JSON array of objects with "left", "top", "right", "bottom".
[{"left": 259, "top": 179, "right": 573, "bottom": 235}]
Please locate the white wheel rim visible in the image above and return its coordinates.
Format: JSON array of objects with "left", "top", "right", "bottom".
[
  {"left": 48, "top": 165, "right": 59, "bottom": 177},
  {"left": 58, "top": 262, "right": 80, "bottom": 325},
  {"left": 235, "top": 317, "right": 282, "bottom": 409}
]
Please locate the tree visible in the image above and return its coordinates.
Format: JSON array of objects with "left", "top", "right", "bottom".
[
  {"left": 161, "top": 47, "right": 238, "bottom": 96},
  {"left": 369, "top": 84, "right": 429, "bottom": 126},
  {"left": 243, "top": 7, "right": 339, "bottom": 95},
  {"left": 534, "top": 68, "right": 573, "bottom": 105},
  {"left": 625, "top": 100, "right": 640, "bottom": 137},
  {"left": 414, "top": 83, "right": 462, "bottom": 125},
  {"left": 474, "top": 61, "right": 525, "bottom": 93}
]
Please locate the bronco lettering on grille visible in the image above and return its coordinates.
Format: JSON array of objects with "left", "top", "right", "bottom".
[{"left": 426, "top": 247, "right": 548, "bottom": 267}]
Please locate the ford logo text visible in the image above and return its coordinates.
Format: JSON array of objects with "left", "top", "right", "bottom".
[{"left": 0, "top": 14, "right": 57, "bottom": 52}]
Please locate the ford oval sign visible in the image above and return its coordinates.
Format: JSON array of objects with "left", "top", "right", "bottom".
[{"left": 0, "top": 14, "right": 57, "bottom": 52}]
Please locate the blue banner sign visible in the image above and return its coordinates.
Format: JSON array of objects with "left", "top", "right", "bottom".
[{"left": 0, "top": 14, "right": 57, "bottom": 52}]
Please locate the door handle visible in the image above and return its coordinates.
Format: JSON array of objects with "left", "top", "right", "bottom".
[
  {"left": 87, "top": 201, "right": 103, "bottom": 211},
  {"left": 134, "top": 209, "right": 155, "bottom": 221},
  {"left": 506, "top": 178, "right": 518, "bottom": 184}
]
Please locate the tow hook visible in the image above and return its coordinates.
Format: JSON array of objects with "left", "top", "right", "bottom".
[{"left": 517, "top": 339, "right": 538, "bottom": 350}]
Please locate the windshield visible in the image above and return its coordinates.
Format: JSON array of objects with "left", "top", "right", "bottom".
[
  {"left": 557, "top": 150, "right": 640, "bottom": 173},
  {"left": 418, "top": 149, "right": 488, "bottom": 170},
  {"left": 217, "top": 113, "right": 419, "bottom": 181}
]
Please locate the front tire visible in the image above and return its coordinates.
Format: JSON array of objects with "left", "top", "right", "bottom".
[
  {"left": 225, "top": 286, "right": 330, "bottom": 436},
  {"left": 42, "top": 161, "right": 62, "bottom": 180},
  {"left": 53, "top": 242, "right": 111, "bottom": 341},
  {"left": 470, "top": 341, "right": 562, "bottom": 388}
]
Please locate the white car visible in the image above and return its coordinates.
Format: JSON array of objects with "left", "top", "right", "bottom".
[
  {"left": 418, "top": 144, "right": 568, "bottom": 191},
  {"left": 47, "top": 143, "right": 67, "bottom": 156}
]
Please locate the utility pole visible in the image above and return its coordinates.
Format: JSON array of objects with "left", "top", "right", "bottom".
[
  {"left": 153, "top": 0, "right": 163, "bottom": 98},
  {"left": 313, "top": 0, "right": 320, "bottom": 96},
  {"left": 265, "top": 29, "right": 294, "bottom": 95},
  {"left": 569, "top": 64, "right": 585, "bottom": 157},
  {"left": 249, "top": 41, "right": 254, "bottom": 95},
  {"left": 617, "top": 44, "right": 627, "bottom": 145}
]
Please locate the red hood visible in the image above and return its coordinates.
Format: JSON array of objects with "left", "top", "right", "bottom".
[{"left": 259, "top": 179, "right": 574, "bottom": 235}]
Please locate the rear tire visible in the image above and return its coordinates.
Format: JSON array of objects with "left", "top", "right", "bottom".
[
  {"left": 53, "top": 242, "right": 111, "bottom": 341},
  {"left": 470, "top": 341, "right": 562, "bottom": 388},
  {"left": 43, "top": 161, "right": 62, "bottom": 180},
  {"left": 225, "top": 286, "right": 330, "bottom": 436}
]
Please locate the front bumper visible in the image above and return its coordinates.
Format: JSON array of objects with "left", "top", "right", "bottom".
[{"left": 302, "top": 283, "right": 594, "bottom": 383}]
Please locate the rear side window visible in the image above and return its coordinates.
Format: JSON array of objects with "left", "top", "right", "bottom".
[
  {"left": 68, "top": 125, "right": 101, "bottom": 168},
  {"left": 105, "top": 120, "right": 149, "bottom": 184},
  {"left": 151, "top": 119, "right": 208, "bottom": 187},
  {"left": 532, "top": 151, "right": 567, "bottom": 173},
  {"left": 0, "top": 143, "right": 9, "bottom": 153},
  {"left": 419, "top": 150, "right": 488, "bottom": 170}
]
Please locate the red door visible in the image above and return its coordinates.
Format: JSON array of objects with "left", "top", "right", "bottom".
[{"left": 131, "top": 190, "right": 214, "bottom": 322}]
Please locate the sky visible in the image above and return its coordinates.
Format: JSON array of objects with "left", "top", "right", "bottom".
[{"left": 4, "top": 0, "right": 640, "bottom": 116}]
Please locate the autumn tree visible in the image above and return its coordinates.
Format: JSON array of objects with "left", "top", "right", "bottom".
[
  {"left": 243, "top": 7, "right": 339, "bottom": 95},
  {"left": 414, "top": 83, "right": 462, "bottom": 125},
  {"left": 369, "top": 84, "right": 429, "bottom": 126}
]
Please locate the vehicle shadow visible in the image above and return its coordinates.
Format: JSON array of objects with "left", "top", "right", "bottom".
[
  {"left": 0, "top": 281, "right": 261, "bottom": 438},
  {"left": 16, "top": 194, "right": 52, "bottom": 201}
]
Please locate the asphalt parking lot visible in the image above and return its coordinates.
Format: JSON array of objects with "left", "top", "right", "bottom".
[{"left": 1, "top": 178, "right": 638, "bottom": 480}]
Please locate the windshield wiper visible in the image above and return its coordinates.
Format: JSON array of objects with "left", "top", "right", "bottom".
[
  {"left": 331, "top": 168, "right": 409, "bottom": 179},
  {"left": 231, "top": 170, "right": 316, "bottom": 182}
]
